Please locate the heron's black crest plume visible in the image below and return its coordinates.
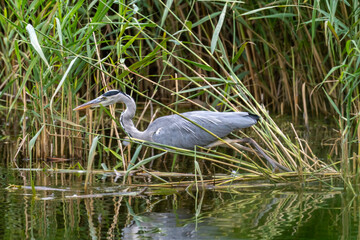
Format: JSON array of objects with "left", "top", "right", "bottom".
[{"left": 103, "top": 90, "right": 121, "bottom": 96}]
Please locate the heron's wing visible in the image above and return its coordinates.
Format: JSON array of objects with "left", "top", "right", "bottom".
[{"left": 147, "top": 111, "right": 258, "bottom": 149}]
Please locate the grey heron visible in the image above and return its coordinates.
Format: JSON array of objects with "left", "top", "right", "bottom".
[
  {"left": 74, "top": 90, "right": 291, "bottom": 172},
  {"left": 74, "top": 90, "right": 259, "bottom": 148}
]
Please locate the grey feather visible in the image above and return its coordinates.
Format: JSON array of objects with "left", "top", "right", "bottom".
[{"left": 147, "top": 111, "right": 258, "bottom": 149}]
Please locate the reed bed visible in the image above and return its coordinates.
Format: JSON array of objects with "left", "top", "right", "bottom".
[{"left": 0, "top": 1, "right": 359, "bottom": 186}]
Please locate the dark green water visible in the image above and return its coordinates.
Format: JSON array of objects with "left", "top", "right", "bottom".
[
  {"left": 0, "top": 169, "right": 356, "bottom": 240},
  {"left": 0, "top": 117, "right": 352, "bottom": 239}
]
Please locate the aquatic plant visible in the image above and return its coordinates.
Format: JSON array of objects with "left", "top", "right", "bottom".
[{"left": 0, "top": 0, "right": 357, "bottom": 185}]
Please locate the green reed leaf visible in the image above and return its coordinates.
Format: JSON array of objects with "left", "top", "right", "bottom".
[
  {"left": 85, "top": 136, "right": 99, "bottom": 191},
  {"left": 211, "top": 2, "right": 227, "bottom": 54},
  {"left": 26, "top": 24, "right": 50, "bottom": 69}
]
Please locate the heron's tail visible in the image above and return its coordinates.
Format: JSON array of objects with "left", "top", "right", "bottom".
[{"left": 248, "top": 113, "right": 260, "bottom": 122}]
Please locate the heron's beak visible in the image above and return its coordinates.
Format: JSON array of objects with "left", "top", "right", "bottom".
[{"left": 73, "top": 98, "right": 102, "bottom": 111}]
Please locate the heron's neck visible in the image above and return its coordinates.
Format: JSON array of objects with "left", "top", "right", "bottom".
[{"left": 119, "top": 95, "right": 145, "bottom": 139}]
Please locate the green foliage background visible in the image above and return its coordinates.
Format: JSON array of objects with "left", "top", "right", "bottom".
[{"left": 0, "top": 0, "right": 359, "bottom": 178}]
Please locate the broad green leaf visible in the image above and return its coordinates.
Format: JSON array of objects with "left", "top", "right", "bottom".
[
  {"left": 185, "top": 20, "right": 192, "bottom": 30},
  {"left": 161, "top": 0, "right": 173, "bottom": 28},
  {"left": 174, "top": 77, "right": 225, "bottom": 82},
  {"left": 324, "top": 91, "right": 342, "bottom": 117},
  {"left": 50, "top": 57, "right": 78, "bottom": 110},
  {"left": 28, "top": 125, "right": 45, "bottom": 155},
  {"left": 186, "top": 20, "right": 192, "bottom": 35},
  {"left": 122, "top": 29, "right": 143, "bottom": 52},
  {"left": 127, "top": 152, "right": 166, "bottom": 173},
  {"left": 26, "top": 24, "right": 50, "bottom": 69},
  {"left": 102, "top": 146, "right": 123, "bottom": 169},
  {"left": 118, "top": 40, "right": 167, "bottom": 79},
  {"left": 14, "top": 40, "right": 22, "bottom": 75},
  {"left": 345, "top": 40, "right": 353, "bottom": 55},
  {"left": 322, "top": 64, "right": 346, "bottom": 83},
  {"left": 62, "top": 0, "right": 85, "bottom": 28},
  {"left": 311, "top": 0, "right": 319, "bottom": 43},
  {"left": 55, "top": 18, "right": 63, "bottom": 47},
  {"left": 211, "top": 3, "right": 227, "bottom": 54},
  {"left": 177, "top": 83, "right": 224, "bottom": 94},
  {"left": 326, "top": 21, "right": 340, "bottom": 43},
  {"left": 240, "top": 5, "right": 284, "bottom": 16},
  {"left": 52, "top": 115, "right": 83, "bottom": 128},
  {"left": 232, "top": 42, "right": 248, "bottom": 63},
  {"left": 130, "top": 145, "right": 143, "bottom": 167},
  {"left": 249, "top": 13, "right": 296, "bottom": 20},
  {"left": 192, "top": 12, "right": 221, "bottom": 27},
  {"left": 178, "top": 57, "right": 213, "bottom": 71}
]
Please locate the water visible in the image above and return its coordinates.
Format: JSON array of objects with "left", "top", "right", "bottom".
[
  {"left": 0, "top": 169, "right": 357, "bottom": 240},
  {"left": 0, "top": 116, "right": 351, "bottom": 239}
]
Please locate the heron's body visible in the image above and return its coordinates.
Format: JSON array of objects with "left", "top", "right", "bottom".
[
  {"left": 74, "top": 90, "right": 259, "bottom": 149},
  {"left": 143, "top": 111, "right": 258, "bottom": 149}
]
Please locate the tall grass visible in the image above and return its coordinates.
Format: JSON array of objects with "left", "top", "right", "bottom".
[
  {"left": 315, "top": 0, "right": 360, "bottom": 185},
  {"left": 0, "top": 1, "right": 357, "bottom": 182}
]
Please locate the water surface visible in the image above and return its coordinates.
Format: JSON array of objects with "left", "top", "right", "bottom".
[
  {"left": 0, "top": 169, "right": 356, "bottom": 239},
  {"left": 0, "top": 117, "right": 351, "bottom": 239}
]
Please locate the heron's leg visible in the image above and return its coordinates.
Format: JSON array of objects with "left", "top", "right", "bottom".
[
  {"left": 206, "top": 138, "right": 292, "bottom": 172},
  {"left": 236, "top": 138, "right": 291, "bottom": 172}
]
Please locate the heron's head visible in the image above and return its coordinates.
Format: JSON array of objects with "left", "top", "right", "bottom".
[{"left": 73, "top": 90, "right": 125, "bottom": 111}]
